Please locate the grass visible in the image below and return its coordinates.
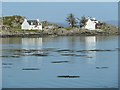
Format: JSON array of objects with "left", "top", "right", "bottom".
[{"left": 64, "top": 27, "right": 74, "bottom": 30}]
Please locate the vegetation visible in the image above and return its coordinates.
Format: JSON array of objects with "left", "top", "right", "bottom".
[
  {"left": 3, "top": 15, "right": 25, "bottom": 28},
  {"left": 78, "top": 16, "right": 88, "bottom": 28},
  {"left": 0, "top": 14, "right": 118, "bottom": 37},
  {"left": 41, "top": 21, "right": 61, "bottom": 28},
  {"left": 0, "top": 17, "right": 2, "bottom": 25},
  {"left": 66, "top": 13, "right": 77, "bottom": 28}
]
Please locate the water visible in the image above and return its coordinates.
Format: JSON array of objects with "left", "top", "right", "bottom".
[{"left": 1, "top": 36, "right": 118, "bottom": 88}]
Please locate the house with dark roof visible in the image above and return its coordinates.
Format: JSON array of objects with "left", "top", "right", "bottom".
[
  {"left": 85, "top": 17, "right": 99, "bottom": 30},
  {"left": 21, "top": 19, "right": 42, "bottom": 30}
]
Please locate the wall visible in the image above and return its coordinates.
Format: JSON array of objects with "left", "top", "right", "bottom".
[{"left": 85, "top": 19, "right": 96, "bottom": 30}]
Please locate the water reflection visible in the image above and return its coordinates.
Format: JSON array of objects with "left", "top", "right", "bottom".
[
  {"left": 21, "top": 38, "right": 43, "bottom": 69},
  {"left": 85, "top": 36, "right": 96, "bottom": 64},
  {"left": 1, "top": 36, "right": 118, "bottom": 88},
  {"left": 21, "top": 38, "right": 42, "bottom": 49}
]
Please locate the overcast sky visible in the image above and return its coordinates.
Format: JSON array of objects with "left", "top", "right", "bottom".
[{"left": 2, "top": 2, "right": 118, "bottom": 23}]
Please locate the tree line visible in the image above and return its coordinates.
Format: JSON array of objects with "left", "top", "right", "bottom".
[{"left": 66, "top": 13, "right": 88, "bottom": 28}]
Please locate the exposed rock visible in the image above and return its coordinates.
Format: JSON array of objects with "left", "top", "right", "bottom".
[{"left": 57, "top": 29, "right": 69, "bottom": 35}]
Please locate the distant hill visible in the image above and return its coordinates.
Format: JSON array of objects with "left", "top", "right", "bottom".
[{"left": 54, "top": 22, "right": 69, "bottom": 28}]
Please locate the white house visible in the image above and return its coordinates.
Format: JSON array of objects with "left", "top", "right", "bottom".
[
  {"left": 85, "top": 18, "right": 98, "bottom": 30},
  {"left": 21, "top": 19, "right": 42, "bottom": 30}
]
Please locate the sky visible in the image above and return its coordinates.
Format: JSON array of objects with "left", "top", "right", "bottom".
[{"left": 2, "top": 2, "right": 118, "bottom": 23}]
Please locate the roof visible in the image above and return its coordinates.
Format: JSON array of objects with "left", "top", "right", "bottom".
[
  {"left": 88, "top": 18, "right": 98, "bottom": 24},
  {"left": 27, "top": 20, "right": 39, "bottom": 25},
  {"left": 90, "top": 19, "right": 97, "bottom": 21}
]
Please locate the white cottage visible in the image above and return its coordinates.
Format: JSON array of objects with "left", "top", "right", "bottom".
[
  {"left": 21, "top": 19, "right": 42, "bottom": 30},
  {"left": 85, "top": 18, "right": 98, "bottom": 30}
]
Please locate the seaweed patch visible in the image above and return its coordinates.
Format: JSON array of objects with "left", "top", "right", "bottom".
[{"left": 57, "top": 75, "right": 80, "bottom": 78}]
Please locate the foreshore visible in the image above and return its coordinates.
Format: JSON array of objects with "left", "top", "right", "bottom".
[{"left": 0, "top": 28, "right": 119, "bottom": 38}]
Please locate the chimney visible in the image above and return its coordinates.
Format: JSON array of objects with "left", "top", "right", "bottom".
[{"left": 37, "top": 19, "right": 39, "bottom": 22}]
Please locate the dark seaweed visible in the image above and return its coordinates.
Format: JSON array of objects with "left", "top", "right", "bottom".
[
  {"left": 22, "top": 68, "right": 40, "bottom": 70},
  {"left": 96, "top": 67, "right": 109, "bottom": 69},
  {"left": 58, "top": 75, "right": 80, "bottom": 78},
  {"left": 52, "top": 61, "right": 69, "bottom": 63}
]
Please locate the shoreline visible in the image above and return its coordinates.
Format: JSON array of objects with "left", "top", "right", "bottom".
[
  {"left": 0, "top": 28, "right": 119, "bottom": 38},
  {"left": 0, "top": 33, "right": 119, "bottom": 38}
]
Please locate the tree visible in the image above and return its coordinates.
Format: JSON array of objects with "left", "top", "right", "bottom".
[
  {"left": 3, "top": 15, "right": 25, "bottom": 28},
  {"left": 66, "top": 13, "right": 77, "bottom": 28},
  {"left": 102, "top": 22, "right": 107, "bottom": 29},
  {"left": 78, "top": 16, "right": 87, "bottom": 28},
  {"left": 41, "top": 21, "right": 49, "bottom": 28}
]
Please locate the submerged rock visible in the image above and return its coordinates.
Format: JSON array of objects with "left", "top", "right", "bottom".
[
  {"left": 56, "top": 49, "right": 75, "bottom": 52},
  {"left": 96, "top": 67, "right": 109, "bottom": 69},
  {"left": 31, "top": 53, "right": 48, "bottom": 56},
  {"left": 86, "top": 56, "right": 93, "bottom": 58},
  {"left": 2, "top": 63, "right": 13, "bottom": 65},
  {"left": 22, "top": 68, "right": 40, "bottom": 70},
  {"left": 3, "top": 66, "right": 11, "bottom": 68},
  {"left": 77, "top": 49, "right": 113, "bottom": 52},
  {"left": 57, "top": 75, "right": 80, "bottom": 78},
  {"left": 1, "top": 55, "right": 20, "bottom": 58},
  {"left": 88, "top": 49, "right": 113, "bottom": 52},
  {"left": 61, "top": 54, "right": 76, "bottom": 56},
  {"left": 61, "top": 53, "right": 86, "bottom": 57},
  {"left": 51, "top": 61, "right": 69, "bottom": 63}
]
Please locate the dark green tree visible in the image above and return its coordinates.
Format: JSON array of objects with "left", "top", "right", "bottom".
[
  {"left": 78, "top": 16, "right": 88, "bottom": 28},
  {"left": 66, "top": 13, "right": 77, "bottom": 28},
  {"left": 3, "top": 15, "right": 25, "bottom": 28}
]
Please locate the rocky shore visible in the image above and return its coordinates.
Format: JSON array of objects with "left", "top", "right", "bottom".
[{"left": 0, "top": 28, "right": 119, "bottom": 38}]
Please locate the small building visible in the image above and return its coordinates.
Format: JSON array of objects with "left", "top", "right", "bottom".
[
  {"left": 85, "top": 18, "right": 99, "bottom": 30},
  {"left": 21, "top": 19, "right": 42, "bottom": 30}
]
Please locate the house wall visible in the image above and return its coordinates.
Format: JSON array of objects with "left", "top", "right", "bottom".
[
  {"left": 21, "top": 20, "right": 30, "bottom": 30},
  {"left": 85, "top": 19, "right": 96, "bottom": 30}
]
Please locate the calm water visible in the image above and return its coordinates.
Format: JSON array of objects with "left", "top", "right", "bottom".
[{"left": 1, "top": 36, "right": 118, "bottom": 88}]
